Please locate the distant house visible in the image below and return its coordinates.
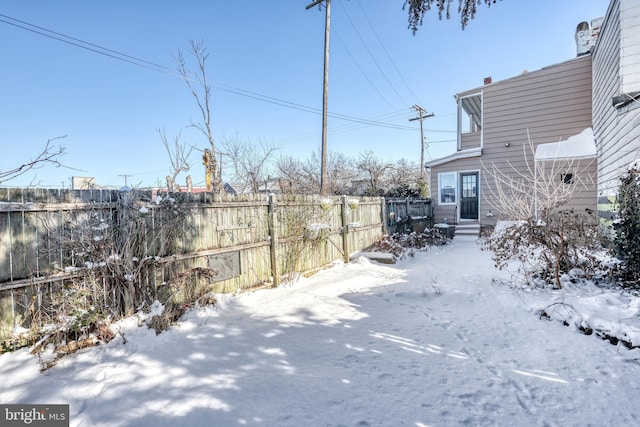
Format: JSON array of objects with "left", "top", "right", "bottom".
[
  {"left": 592, "top": 0, "right": 640, "bottom": 222},
  {"left": 426, "top": 54, "right": 596, "bottom": 227},
  {"left": 71, "top": 176, "right": 97, "bottom": 189},
  {"left": 228, "top": 178, "right": 283, "bottom": 195}
]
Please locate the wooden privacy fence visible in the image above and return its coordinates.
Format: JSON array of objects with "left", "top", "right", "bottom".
[
  {"left": 385, "top": 198, "right": 433, "bottom": 234},
  {"left": 0, "top": 188, "right": 385, "bottom": 341}
]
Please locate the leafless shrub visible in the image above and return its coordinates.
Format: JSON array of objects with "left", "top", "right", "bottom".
[
  {"left": 368, "top": 229, "right": 449, "bottom": 258},
  {"left": 481, "top": 130, "right": 607, "bottom": 289},
  {"left": 483, "top": 210, "right": 608, "bottom": 289},
  {"left": 276, "top": 196, "right": 334, "bottom": 285},
  {"left": 27, "top": 189, "right": 218, "bottom": 362},
  {"left": 483, "top": 130, "right": 595, "bottom": 220}
]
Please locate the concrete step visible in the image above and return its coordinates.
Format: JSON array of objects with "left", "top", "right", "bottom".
[{"left": 454, "top": 222, "right": 480, "bottom": 238}]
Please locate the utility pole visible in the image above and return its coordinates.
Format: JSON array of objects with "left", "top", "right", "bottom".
[
  {"left": 118, "top": 174, "right": 132, "bottom": 187},
  {"left": 409, "top": 104, "right": 434, "bottom": 179},
  {"left": 306, "top": 0, "right": 330, "bottom": 196}
]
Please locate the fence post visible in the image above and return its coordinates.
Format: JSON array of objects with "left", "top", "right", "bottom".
[
  {"left": 381, "top": 197, "right": 387, "bottom": 235},
  {"left": 117, "top": 187, "right": 135, "bottom": 315},
  {"left": 406, "top": 197, "right": 412, "bottom": 232},
  {"left": 268, "top": 194, "right": 279, "bottom": 286},
  {"left": 341, "top": 195, "right": 350, "bottom": 264}
]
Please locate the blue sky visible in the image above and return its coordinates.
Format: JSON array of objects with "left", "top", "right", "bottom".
[{"left": 0, "top": 0, "right": 609, "bottom": 188}]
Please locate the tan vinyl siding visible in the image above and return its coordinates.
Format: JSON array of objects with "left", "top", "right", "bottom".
[
  {"left": 480, "top": 56, "right": 593, "bottom": 224},
  {"left": 537, "top": 158, "right": 598, "bottom": 214},
  {"left": 430, "top": 156, "right": 482, "bottom": 224},
  {"left": 432, "top": 55, "right": 594, "bottom": 226},
  {"left": 460, "top": 132, "right": 481, "bottom": 151}
]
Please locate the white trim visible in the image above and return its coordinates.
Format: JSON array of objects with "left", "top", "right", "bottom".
[
  {"left": 438, "top": 172, "right": 458, "bottom": 205},
  {"left": 456, "top": 91, "right": 483, "bottom": 151},
  {"left": 425, "top": 147, "right": 482, "bottom": 168},
  {"left": 480, "top": 92, "right": 484, "bottom": 149}
]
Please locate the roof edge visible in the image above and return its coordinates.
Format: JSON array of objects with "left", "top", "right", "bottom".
[{"left": 426, "top": 148, "right": 482, "bottom": 168}]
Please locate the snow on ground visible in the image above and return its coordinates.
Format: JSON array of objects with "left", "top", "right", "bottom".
[{"left": 1, "top": 237, "right": 640, "bottom": 426}]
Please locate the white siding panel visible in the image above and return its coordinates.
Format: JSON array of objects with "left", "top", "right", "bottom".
[
  {"left": 593, "top": 0, "right": 640, "bottom": 201},
  {"left": 593, "top": 0, "right": 622, "bottom": 196},
  {"left": 620, "top": 0, "right": 640, "bottom": 93}
]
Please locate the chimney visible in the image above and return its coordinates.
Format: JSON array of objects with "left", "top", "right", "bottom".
[
  {"left": 484, "top": 77, "right": 492, "bottom": 85},
  {"left": 576, "top": 18, "right": 603, "bottom": 56},
  {"left": 575, "top": 21, "right": 592, "bottom": 56}
]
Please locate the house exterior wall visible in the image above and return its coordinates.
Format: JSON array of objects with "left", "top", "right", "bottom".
[
  {"left": 460, "top": 132, "right": 481, "bottom": 151},
  {"left": 429, "top": 155, "right": 482, "bottom": 224},
  {"left": 619, "top": 0, "right": 640, "bottom": 94},
  {"left": 429, "top": 55, "right": 594, "bottom": 226},
  {"left": 592, "top": 0, "right": 640, "bottom": 221},
  {"left": 535, "top": 158, "right": 599, "bottom": 215}
]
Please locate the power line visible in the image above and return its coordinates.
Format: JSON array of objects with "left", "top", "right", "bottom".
[
  {"left": 0, "top": 13, "right": 172, "bottom": 74},
  {"left": 355, "top": 0, "right": 424, "bottom": 107},
  {"left": 338, "top": 1, "right": 408, "bottom": 108},
  {"left": 212, "top": 83, "right": 422, "bottom": 131},
  {"left": 0, "top": 13, "right": 456, "bottom": 137},
  {"left": 270, "top": 110, "right": 410, "bottom": 145},
  {"left": 334, "top": 30, "right": 396, "bottom": 110}
]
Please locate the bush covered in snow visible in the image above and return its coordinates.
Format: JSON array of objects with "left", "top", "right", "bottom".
[
  {"left": 483, "top": 209, "right": 610, "bottom": 289},
  {"left": 367, "top": 229, "right": 449, "bottom": 258}
]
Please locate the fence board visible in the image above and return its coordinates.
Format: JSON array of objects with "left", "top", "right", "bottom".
[
  {"left": 386, "top": 198, "right": 433, "bottom": 234},
  {"left": 0, "top": 190, "right": 389, "bottom": 342}
]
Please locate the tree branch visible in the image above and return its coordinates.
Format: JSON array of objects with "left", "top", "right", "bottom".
[{"left": 0, "top": 136, "right": 67, "bottom": 185}]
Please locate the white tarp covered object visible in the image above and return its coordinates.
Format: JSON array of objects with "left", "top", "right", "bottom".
[{"left": 535, "top": 127, "right": 596, "bottom": 160}]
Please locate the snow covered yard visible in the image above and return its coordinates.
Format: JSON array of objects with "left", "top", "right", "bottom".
[{"left": 1, "top": 236, "right": 639, "bottom": 427}]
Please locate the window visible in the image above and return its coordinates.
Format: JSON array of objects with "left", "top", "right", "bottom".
[
  {"left": 439, "top": 172, "right": 457, "bottom": 204},
  {"left": 561, "top": 173, "right": 574, "bottom": 184},
  {"left": 462, "top": 174, "right": 477, "bottom": 197}
]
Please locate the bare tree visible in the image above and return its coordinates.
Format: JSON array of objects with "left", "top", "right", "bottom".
[
  {"left": 356, "top": 150, "right": 393, "bottom": 196},
  {"left": 482, "top": 131, "right": 600, "bottom": 289},
  {"left": 221, "top": 135, "right": 278, "bottom": 193},
  {"left": 277, "top": 151, "right": 357, "bottom": 195},
  {"left": 385, "top": 158, "right": 428, "bottom": 197},
  {"left": 159, "top": 128, "right": 194, "bottom": 192},
  {"left": 0, "top": 136, "right": 67, "bottom": 185},
  {"left": 483, "top": 132, "right": 595, "bottom": 221},
  {"left": 327, "top": 152, "right": 357, "bottom": 195},
  {"left": 277, "top": 152, "right": 323, "bottom": 195},
  {"left": 176, "top": 40, "right": 221, "bottom": 193},
  {"left": 404, "top": 0, "right": 498, "bottom": 33},
  {"left": 388, "top": 158, "right": 420, "bottom": 187},
  {"left": 276, "top": 155, "right": 309, "bottom": 194}
]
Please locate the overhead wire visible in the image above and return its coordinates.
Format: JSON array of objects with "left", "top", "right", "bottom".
[
  {"left": 0, "top": 13, "right": 173, "bottom": 74},
  {"left": 337, "top": 1, "right": 409, "bottom": 108},
  {"left": 354, "top": 0, "right": 425, "bottom": 108},
  {"left": 212, "top": 83, "right": 421, "bottom": 131},
  {"left": 333, "top": 30, "right": 397, "bottom": 110},
  {"left": 0, "top": 12, "right": 456, "bottom": 146}
]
